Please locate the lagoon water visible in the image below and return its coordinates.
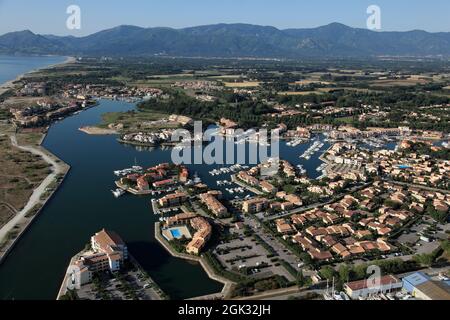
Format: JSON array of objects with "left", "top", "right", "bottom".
[
  {"left": 0, "top": 97, "right": 328, "bottom": 299},
  {"left": 0, "top": 56, "right": 401, "bottom": 300},
  {"left": 0, "top": 55, "right": 67, "bottom": 85},
  {"left": 0, "top": 100, "right": 224, "bottom": 299}
]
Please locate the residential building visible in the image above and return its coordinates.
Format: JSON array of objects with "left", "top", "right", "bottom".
[
  {"left": 242, "top": 198, "right": 269, "bottom": 213},
  {"left": 186, "top": 217, "right": 212, "bottom": 255},
  {"left": 344, "top": 275, "right": 402, "bottom": 299},
  {"left": 158, "top": 191, "right": 188, "bottom": 207},
  {"left": 199, "top": 192, "right": 228, "bottom": 217},
  {"left": 260, "top": 180, "right": 277, "bottom": 194},
  {"left": 68, "top": 229, "right": 128, "bottom": 287}
]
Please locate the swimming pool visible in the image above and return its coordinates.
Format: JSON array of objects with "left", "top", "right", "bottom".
[{"left": 170, "top": 229, "right": 182, "bottom": 239}]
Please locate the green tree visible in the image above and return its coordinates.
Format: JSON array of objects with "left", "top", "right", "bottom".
[{"left": 338, "top": 264, "right": 351, "bottom": 283}]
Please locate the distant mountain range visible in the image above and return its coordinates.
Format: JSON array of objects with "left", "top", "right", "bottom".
[{"left": 1, "top": 23, "right": 450, "bottom": 58}]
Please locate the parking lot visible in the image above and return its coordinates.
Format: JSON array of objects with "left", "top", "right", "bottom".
[
  {"left": 213, "top": 227, "right": 296, "bottom": 282},
  {"left": 75, "top": 268, "right": 163, "bottom": 300},
  {"left": 396, "top": 216, "right": 448, "bottom": 257}
]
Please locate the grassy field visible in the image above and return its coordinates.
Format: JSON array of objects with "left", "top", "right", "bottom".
[
  {"left": 0, "top": 204, "right": 15, "bottom": 229},
  {"left": 278, "top": 91, "right": 323, "bottom": 96},
  {"left": 145, "top": 73, "right": 195, "bottom": 79},
  {"left": 369, "top": 78, "right": 430, "bottom": 87},
  {"left": 208, "top": 75, "right": 242, "bottom": 79},
  {"left": 127, "top": 78, "right": 196, "bottom": 88},
  {"left": 2, "top": 96, "right": 50, "bottom": 109},
  {"left": 224, "top": 81, "right": 260, "bottom": 88},
  {"left": 316, "top": 87, "right": 380, "bottom": 93},
  {"left": 293, "top": 80, "right": 331, "bottom": 85},
  {"left": 0, "top": 135, "right": 50, "bottom": 227},
  {"left": 16, "top": 130, "right": 45, "bottom": 146},
  {"left": 335, "top": 116, "right": 357, "bottom": 124},
  {"left": 27, "top": 70, "right": 90, "bottom": 78}
]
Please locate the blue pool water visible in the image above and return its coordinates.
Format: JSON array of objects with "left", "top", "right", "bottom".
[{"left": 170, "top": 229, "right": 182, "bottom": 239}]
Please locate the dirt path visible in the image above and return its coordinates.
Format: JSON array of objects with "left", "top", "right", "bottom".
[{"left": 0, "top": 135, "right": 64, "bottom": 241}]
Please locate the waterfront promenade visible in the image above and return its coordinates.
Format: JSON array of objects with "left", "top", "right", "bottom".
[
  {"left": 231, "top": 174, "right": 263, "bottom": 195},
  {"left": 57, "top": 251, "right": 166, "bottom": 300}
]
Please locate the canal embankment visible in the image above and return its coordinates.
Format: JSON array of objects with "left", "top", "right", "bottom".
[
  {"left": 154, "top": 222, "right": 234, "bottom": 299},
  {"left": 57, "top": 250, "right": 167, "bottom": 300},
  {"left": 0, "top": 134, "right": 70, "bottom": 264}
]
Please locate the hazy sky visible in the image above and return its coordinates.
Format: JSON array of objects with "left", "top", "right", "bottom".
[{"left": 0, "top": 0, "right": 449, "bottom": 36}]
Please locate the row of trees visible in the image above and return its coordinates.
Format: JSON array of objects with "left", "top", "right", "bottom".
[
  {"left": 319, "top": 258, "right": 420, "bottom": 291},
  {"left": 138, "top": 92, "right": 275, "bottom": 129}
]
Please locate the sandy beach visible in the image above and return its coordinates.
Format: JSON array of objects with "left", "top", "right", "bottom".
[
  {"left": 0, "top": 56, "right": 76, "bottom": 95},
  {"left": 79, "top": 126, "right": 118, "bottom": 135}
]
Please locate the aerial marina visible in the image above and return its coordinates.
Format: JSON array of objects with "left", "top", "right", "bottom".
[
  {"left": 300, "top": 139, "right": 325, "bottom": 160},
  {"left": 0, "top": 12, "right": 449, "bottom": 305}
]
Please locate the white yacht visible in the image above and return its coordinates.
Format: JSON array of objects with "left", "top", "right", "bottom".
[{"left": 111, "top": 188, "right": 125, "bottom": 198}]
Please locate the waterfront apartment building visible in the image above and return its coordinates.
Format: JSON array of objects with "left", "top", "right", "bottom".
[
  {"left": 90, "top": 229, "right": 128, "bottom": 271},
  {"left": 186, "top": 217, "right": 212, "bottom": 255},
  {"left": 260, "top": 180, "right": 277, "bottom": 194},
  {"left": 199, "top": 192, "right": 228, "bottom": 217},
  {"left": 166, "top": 212, "right": 197, "bottom": 226},
  {"left": 68, "top": 229, "right": 128, "bottom": 287},
  {"left": 242, "top": 197, "right": 269, "bottom": 213},
  {"left": 158, "top": 191, "right": 188, "bottom": 207},
  {"left": 237, "top": 171, "right": 260, "bottom": 187},
  {"left": 153, "top": 178, "right": 175, "bottom": 188},
  {"left": 136, "top": 176, "right": 150, "bottom": 191}
]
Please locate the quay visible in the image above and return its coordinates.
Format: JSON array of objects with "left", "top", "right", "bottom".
[
  {"left": 115, "top": 181, "right": 153, "bottom": 195},
  {"left": 56, "top": 250, "right": 167, "bottom": 300},
  {"left": 231, "top": 174, "right": 263, "bottom": 195},
  {"left": 154, "top": 222, "right": 234, "bottom": 300}
]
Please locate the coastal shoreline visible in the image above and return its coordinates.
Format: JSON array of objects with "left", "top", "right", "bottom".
[{"left": 0, "top": 56, "right": 75, "bottom": 96}]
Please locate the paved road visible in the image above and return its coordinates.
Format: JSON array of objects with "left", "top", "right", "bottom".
[
  {"left": 260, "top": 289, "right": 325, "bottom": 300},
  {"left": 385, "top": 179, "right": 450, "bottom": 194},
  {"left": 0, "top": 135, "right": 64, "bottom": 242},
  {"left": 235, "top": 285, "right": 324, "bottom": 300}
]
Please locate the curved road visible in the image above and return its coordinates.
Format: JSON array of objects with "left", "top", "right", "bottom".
[{"left": 0, "top": 135, "right": 64, "bottom": 242}]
